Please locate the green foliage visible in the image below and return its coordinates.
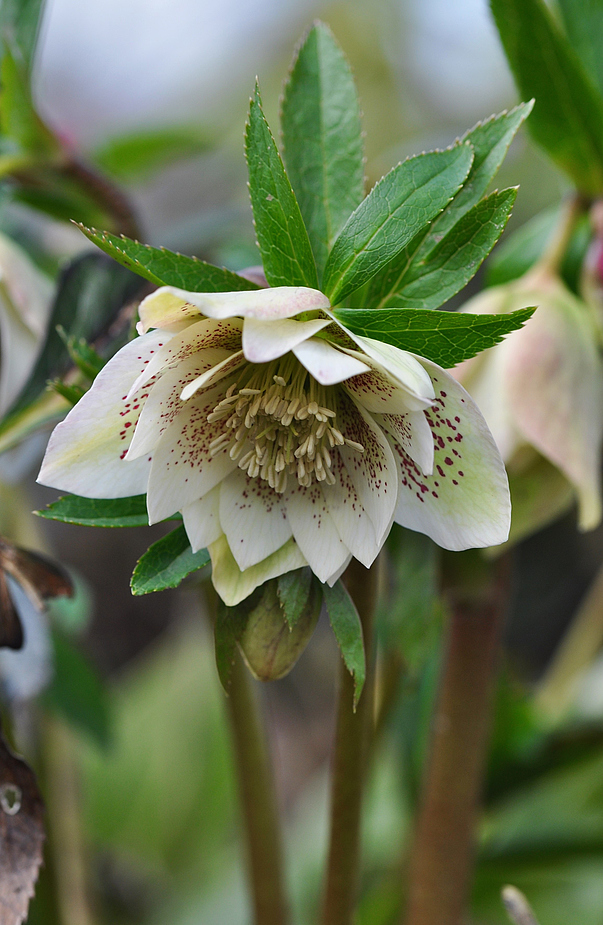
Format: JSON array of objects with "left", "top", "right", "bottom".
[
  {"left": 323, "top": 580, "right": 365, "bottom": 706},
  {"left": 322, "top": 144, "right": 474, "bottom": 305},
  {"left": 245, "top": 84, "right": 318, "bottom": 289},
  {"left": 214, "top": 591, "right": 259, "bottom": 689},
  {"left": 333, "top": 306, "right": 534, "bottom": 367},
  {"left": 281, "top": 22, "right": 364, "bottom": 280},
  {"left": 0, "top": 38, "right": 55, "bottom": 156},
  {"left": 79, "top": 225, "right": 260, "bottom": 291},
  {"left": 490, "top": 0, "right": 603, "bottom": 193},
  {"left": 0, "top": 0, "right": 46, "bottom": 70},
  {"left": 557, "top": 0, "right": 603, "bottom": 96},
  {"left": 93, "top": 126, "right": 212, "bottom": 181},
  {"left": 36, "top": 494, "right": 150, "bottom": 528},
  {"left": 130, "top": 525, "right": 210, "bottom": 595},
  {"left": 364, "top": 188, "right": 517, "bottom": 311},
  {"left": 277, "top": 567, "right": 313, "bottom": 628}
]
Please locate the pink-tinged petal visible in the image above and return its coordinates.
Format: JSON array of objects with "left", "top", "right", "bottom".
[
  {"left": 126, "top": 350, "right": 233, "bottom": 460},
  {"left": 218, "top": 469, "right": 293, "bottom": 570},
  {"left": 392, "top": 361, "right": 510, "bottom": 550},
  {"left": 504, "top": 299, "right": 603, "bottom": 530},
  {"left": 378, "top": 410, "right": 434, "bottom": 476},
  {"left": 341, "top": 332, "right": 435, "bottom": 405},
  {"left": 38, "top": 331, "right": 167, "bottom": 497},
  {"left": 145, "top": 382, "right": 239, "bottom": 522},
  {"left": 137, "top": 290, "right": 205, "bottom": 334},
  {"left": 285, "top": 482, "right": 351, "bottom": 582},
  {"left": 242, "top": 316, "right": 330, "bottom": 363},
  {"left": 336, "top": 394, "right": 398, "bottom": 544},
  {"left": 180, "top": 351, "right": 245, "bottom": 401},
  {"left": 322, "top": 454, "right": 380, "bottom": 568},
  {"left": 127, "top": 318, "right": 241, "bottom": 398},
  {"left": 209, "top": 534, "right": 307, "bottom": 606},
  {"left": 181, "top": 487, "right": 222, "bottom": 552},
  {"left": 343, "top": 356, "right": 433, "bottom": 415},
  {"left": 293, "top": 338, "right": 370, "bottom": 385}
]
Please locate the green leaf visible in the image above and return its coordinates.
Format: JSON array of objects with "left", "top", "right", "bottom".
[
  {"left": 245, "top": 84, "right": 318, "bottom": 289},
  {"left": 332, "top": 305, "right": 535, "bottom": 367},
  {"left": 490, "top": 0, "right": 603, "bottom": 194},
  {"left": 557, "top": 0, "right": 603, "bottom": 98},
  {"left": 36, "top": 494, "right": 150, "bottom": 528},
  {"left": 93, "top": 126, "right": 212, "bottom": 181},
  {"left": 322, "top": 144, "right": 474, "bottom": 305},
  {"left": 0, "top": 38, "right": 55, "bottom": 155},
  {"left": 276, "top": 567, "right": 313, "bottom": 628},
  {"left": 0, "top": 0, "right": 46, "bottom": 70},
  {"left": 281, "top": 22, "right": 364, "bottom": 280},
  {"left": 78, "top": 226, "right": 261, "bottom": 292},
  {"left": 323, "top": 580, "right": 365, "bottom": 706},
  {"left": 365, "top": 188, "right": 517, "bottom": 310},
  {"left": 130, "top": 525, "right": 210, "bottom": 595}
]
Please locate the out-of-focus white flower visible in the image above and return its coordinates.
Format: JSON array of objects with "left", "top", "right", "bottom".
[
  {"left": 455, "top": 267, "right": 603, "bottom": 541},
  {"left": 0, "top": 233, "right": 54, "bottom": 417},
  {"left": 38, "top": 285, "right": 510, "bottom": 604}
]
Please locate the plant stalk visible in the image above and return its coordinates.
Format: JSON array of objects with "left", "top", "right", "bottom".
[
  {"left": 403, "top": 557, "right": 509, "bottom": 925},
  {"left": 321, "top": 559, "right": 379, "bottom": 925}
]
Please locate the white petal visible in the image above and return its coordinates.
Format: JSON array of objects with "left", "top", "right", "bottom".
[
  {"left": 341, "top": 332, "right": 435, "bottom": 405},
  {"left": 0, "top": 303, "right": 41, "bottom": 417},
  {"left": 378, "top": 410, "right": 434, "bottom": 476},
  {"left": 293, "top": 338, "right": 370, "bottom": 385},
  {"left": 343, "top": 356, "right": 433, "bottom": 415},
  {"left": 137, "top": 289, "right": 204, "bottom": 334},
  {"left": 322, "top": 453, "right": 381, "bottom": 568},
  {"left": 219, "top": 469, "right": 293, "bottom": 570},
  {"left": 145, "top": 382, "right": 239, "bottom": 522},
  {"left": 182, "top": 487, "right": 222, "bottom": 552},
  {"left": 242, "top": 316, "right": 330, "bottom": 363},
  {"left": 336, "top": 393, "right": 398, "bottom": 544},
  {"left": 209, "top": 534, "right": 307, "bottom": 606},
  {"left": 325, "top": 554, "right": 353, "bottom": 586},
  {"left": 38, "top": 331, "right": 167, "bottom": 497},
  {"left": 284, "top": 482, "right": 350, "bottom": 582},
  {"left": 392, "top": 362, "right": 511, "bottom": 550},
  {"left": 126, "top": 350, "right": 234, "bottom": 460},
  {"left": 180, "top": 351, "right": 245, "bottom": 401},
  {"left": 127, "top": 318, "right": 241, "bottom": 398}
]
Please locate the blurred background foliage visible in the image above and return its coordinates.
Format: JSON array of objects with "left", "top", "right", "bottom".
[{"left": 1, "top": 0, "right": 602, "bottom": 923}]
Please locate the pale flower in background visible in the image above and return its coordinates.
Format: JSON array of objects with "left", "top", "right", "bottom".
[
  {"left": 39, "top": 285, "right": 510, "bottom": 605},
  {"left": 455, "top": 267, "right": 603, "bottom": 544}
]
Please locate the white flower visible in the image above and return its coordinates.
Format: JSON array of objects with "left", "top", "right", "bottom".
[
  {"left": 455, "top": 268, "right": 603, "bottom": 540},
  {"left": 38, "top": 285, "right": 510, "bottom": 605}
]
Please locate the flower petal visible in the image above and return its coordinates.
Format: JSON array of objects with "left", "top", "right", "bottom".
[
  {"left": 343, "top": 356, "right": 433, "bottom": 415},
  {"left": 391, "top": 361, "right": 510, "bottom": 549},
  {"left": 242, "top": 316, "right": 330, "bottom": 363},
  {"left": 209, "top": 534, "right": 307, "bottom": 606},
  {"left": 137, "top": 290, "right": 204, "bottom": 334},
  {"left": 38, "top": 331, "right": 167, "bottom": 497},
  {"left": 378, "top": 409, "right": 434, "bottom": 475},
  {"left": 146, "top": 382, "right": 239, "bottom": 522},
  {"left": 181, "top": 487, "right": 222, "bottom": 552},
  {"left": 340, "top": 332, "right": 435, "bottom": 406},
  {"left": 285, "top": 482, "right": 351, "bottom": 582},
  {"left": 325, "top": 554, "right": 353, "bottom": 586},
  {"left": 180, "top": 351, "right": 245, "bottom": 401},
  {"left": 336, "top": 393, "right": 398, "bottom": 544},
  {"left": 293, "top": 338, "right": 370, "bottom": 385},
  {"left": 218, "top": 469, "right": 293, "bottom": 570},
  {"left": 323, "top": 453, "right": 380, "bottom": 568}
]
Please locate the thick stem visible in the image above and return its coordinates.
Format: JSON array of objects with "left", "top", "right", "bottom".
[
  {"left": 225, "top": 649, "right": 289, "bottom": 925},
  {"left": 321, "top": 560, "right": 378, "bottom": 925},
  {"left": 404, "top": 558, "right": 509, "bottom": 925},
  {"left": 537, "top": 193, "right": 585, "bottom": 275}
]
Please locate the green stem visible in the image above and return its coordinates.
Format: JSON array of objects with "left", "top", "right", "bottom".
[
  {"left": 225, "top": 649, "right": 289, "bottom": 925},
  {"left": 321, "top": 560, "right": 378, "bottom": 925},
  {"left": 403, "top": 557, "right": 509, "bottom": 925},
  {"left": 537, "top": 193, "right": 585, "bottom": 275}
]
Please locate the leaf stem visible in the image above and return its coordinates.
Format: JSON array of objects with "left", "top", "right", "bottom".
[
  {"left": 321, "top": 559, "right": 378, "bottom": 925},
  {"left": 225, "top": 649, "right": 290, "bottom": 925},
  {"left": 403, "top": 556, "right": 510, "bottom": 925},
  {"left": 537, "top": 192, "right": 585, "bottom": 275}
]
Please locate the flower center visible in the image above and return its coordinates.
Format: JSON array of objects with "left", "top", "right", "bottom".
[{"left": 206, "top": 358, "right": 364, "bottom": 493}]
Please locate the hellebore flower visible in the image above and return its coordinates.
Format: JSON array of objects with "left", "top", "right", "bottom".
[
  {"left": 455, "top": 267, "right": 603, "bottom": 541},
  {"left": 38, "top": 286, "right": 510, "bottom": 604}
]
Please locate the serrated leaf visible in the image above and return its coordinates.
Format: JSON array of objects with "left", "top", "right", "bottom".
[
  {"left": 130, "top": 525, "right": 210, "bottom": 595},
  {"left": 322, "top": 144, "right": 474, "bottom": 305},
  {"left": 93, "top": 126, "right": 212, "bottom": 181},
  {"left": 36, "top": 494, "right": 150, "bottom": 528},
  {"left": 490, "top": 0, "right": 603, "bottom": 194},
  {"left": 245, "top": 85, "right": 318, "bottom": 289},
  {"left": 276, "top": 567, "right": 313, "bottom": 628},
  {"left": 323, "top": 580, "right": 365, "bottom": 706},
  {"left": 281, "top": 21, "right": 364, "bottom": 280},
  {"left": 332, "top": 305, "right": 535, "bottom": 367},
  {"left": 365, "top": 188, "right": 517, "bottom": 310},
  {"left": 558, "top": 0, "right": 603, "bottom": 97},
  {"left": 78, "top": 226, "right": 260, "bottom": 292}
]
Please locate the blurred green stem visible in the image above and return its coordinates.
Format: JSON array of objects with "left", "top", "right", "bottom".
[
  {"left": 61, "top": 156, "right": 141, "bottom": 240},
  {"left": 321, "top": 560, "right": 378, "bottom": 925},
  {"left": 225, "top": 649, "right": 289, "bottom": 925},
  {"left": 538, "top": 192, "right": 585, "bottom": 275},
  {"left": 404, "top": 556, "right": 509, "bottom": 925}
]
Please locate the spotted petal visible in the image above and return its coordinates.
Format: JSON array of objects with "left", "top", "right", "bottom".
[
  {"left": 182, "top": 487, "right": 222, "bottom": 552},
  {"left": 38, "top": 331, "right": 167, "bottom": 497},
  {"left": 323, "top": 453, "right": 380, "bottom": 568},
  {"left": 209, "top": 534, "right": 307, "bottom": 606},
  {"left": 218, "top": 469, "right": 293, "bottom": 570},
  {"left": 340, "top": 332, "right": 435, "bottom": 408},
  {"left": 285, "top": 482, "right": 351, "bottom": 582},
  {"left": 391, "top": 361, "right": 510, "bottom": 549}
]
